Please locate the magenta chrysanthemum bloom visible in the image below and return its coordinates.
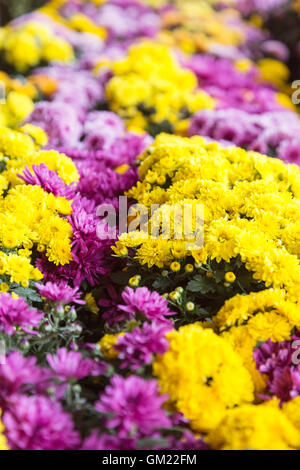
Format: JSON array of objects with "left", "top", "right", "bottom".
[
  {"left": 95, "top": 375, "right": 171, "bottom": 437},
  {"left": 98, "top": 283, "right": 124, "bottom": 327},
  {"left": 169, "top": 431, "right": 209, "bottom": 451},
  {"left": 34, "top": 194, "right": 115, "bottom": 287},
  {"left": 26, "top": 102, "right": 82, "bottom": 147},
  {"left": 42, "top": 66, "right": 104, "bottom": 111},
  {"left": 37, "top": 281, "right": 85, "bottom": 305},
  {"left": 189, "top": 109, "right": 300, "bottom": 164},
  {"left": 0, "top": 352, "right": 44, "bottom": 401},
  {"left": 76, "top": 164, "right": 138, "bottom": 206},
  {"left": 32, "top": 62, "right": 104, "bottom": 112},
  {"left": 82, "top": 111, "right": 125, "bottom": 150},
  {"left": 19, "top": 164, "right": 76, "bottom": 199},
  {"left": 94, "top": 0, "right": 160, "bottom": 40},
  {"left": 261, "top": 40, "right": 289, "bottom": 61},
  {"left": 118, "top": 287, "right": 175, "bottom": 324},
  {"left": 115, "top": 322, "right": 171, "bottom": 370},
  {"left": 3, "top": 394, "right": 80, "bottom": 450},
  {"left": 254, "top": 337, "right": 300, "bottom": 402},
  {"left": 66, "top": 204, "right": 113, "bottom": 286},
  {"left": 0, "top": 294, "right": 43, "bottom": 335},
  {"left": 184, "top": 53, "right": 287, "bottom": 114},
  {"left": 237, "top": 0, "right": 288, "bottom": 16},
  {"left": 46, "top": 347, "right": 106, "bottom": 380},
  {"left": 81, "top": 431, "right": 135, "bottom": 450}
]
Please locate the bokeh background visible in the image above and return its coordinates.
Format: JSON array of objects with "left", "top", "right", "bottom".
[
  {"left": 0, "top": 0, "right": 300, "bottom": 79},
  {"left": 0, "top": 0, "right": 46, "bottom": 25}
]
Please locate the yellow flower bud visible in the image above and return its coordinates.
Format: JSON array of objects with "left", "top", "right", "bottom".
[
  {"left": 186, "top": 301, "right": 195, "bottom": 311},
  {"left": 185, "top": 264, "right": 194, "bottom": 273},
  {"left": 225, "top": 272, "right": 236, "bottom": 283},
  {"left": 129, "top": 275, "right": 141, "bottom": 287},
  {"left": 0, "top": 283, "right": 9, "bottom": 293},
  {"left": 176, "top": 286, "right": 184, "bottom": 294},
  {"left": 170, "top": 262, "right": 181, "bottom": 272},
  {"left": 169, "top": 291, "right": 181, "bottom": 301}
]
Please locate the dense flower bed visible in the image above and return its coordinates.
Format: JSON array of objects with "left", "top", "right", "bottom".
[{"left": 0, "top": 0, "right": 300, "bottom": 450}]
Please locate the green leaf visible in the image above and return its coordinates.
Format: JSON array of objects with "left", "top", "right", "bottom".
[
  {"left": 187, "top": 275, "right": 215, "bottom": 294},
  {"left": 12, "top": 286, "right": 42, "bottom": 304},
  {"left": 110, "top": 268, "right": 137, "bottom": 285},
  {"left": 153, "top": 276, "right": 170, "bottom": 290},
  {"left": 214, "top": 270, "right": 225, "bottom": 283}
]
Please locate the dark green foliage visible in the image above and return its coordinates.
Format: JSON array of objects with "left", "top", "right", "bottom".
[{"left": 0, "top": 0, "right": 46, "bottom": 25}]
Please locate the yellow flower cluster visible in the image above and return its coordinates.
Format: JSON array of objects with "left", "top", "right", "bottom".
[
  {"left": 217, "top": 289, "right": 300, "bottom": 336},
  {"left": 68, "top": 13, "right": 107, "bottom": 39},
  {"left": 0, "top": 21, "right": 74, "bottom": 72},
  {"left": 153, "top": 323, "right": 254, "bottom": 432},
  {"left": 258, "top": 58, "right": 290, "bottom": 89},
  {"left": 153, "top": 314, "right": 300, "bottom": 449},
  {"left": 105, "top": 41, "right": 215, "bottom": 135},
  {"left": 218, "top": 289, "right": 300, "bottom": 392},
  {"left": 158, "top": 0, "right": 246, "bottom": 54},
  {"left": 0, "top": 71, "right": 37, "bottom": 99},
  {"left": 0, "top": 126, "right": 78, "bottom": 187},
  {"left": 114, "top": 134, "right": 300, "bottom": 294},
  {"left": 0, "top": 91, "right": 34, "bottom": 129},
  {"left": 0, "top": 126, "right": 79, "bottom": 287},
  {"left": 98, "top": 333, "right": 124, "bottom": 359},
  {"left": 0, "top": 72, "right": 40, "bottom": 128},
  {"left": 114, "top": 134, "right": 300, "bottom": 437},
  {"left": 207, "top": 401, "right": 300, "bottom": 450},
  {"left": 40, "top": 1, "right": 106, "bottom": 39}
]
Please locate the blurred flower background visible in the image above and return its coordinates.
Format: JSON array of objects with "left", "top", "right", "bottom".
[
  {"left": 0, "top": 0, "right": 46, "bottom": 24},
  {"left": 2, "top": 0, "right": 300, "bottom": 451}
]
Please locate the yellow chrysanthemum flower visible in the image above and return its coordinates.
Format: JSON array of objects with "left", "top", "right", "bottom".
[
  {"left": 206, "top": 402, "right": 300, "bottom": 450},
  {"left": 105, "top": 41, "right": 215, "bottom": 135},
  {"left": 154, "top": 323, "right": 254, "bottom": 432}
]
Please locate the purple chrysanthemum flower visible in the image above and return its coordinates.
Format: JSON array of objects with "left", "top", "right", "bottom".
[
  {"left": 34, "top": 192, "right": 115, "bottom": 287},
  {"left": 26, "top": 102, "right": 82, "bottom": 148},
  {"left": 98, "top": 283, "right": 124, "bottom": 327},
  {"left": 0, "top": 294, "right": 43, "bottom": 335},
  {"left": 82, "top": 111, "right": 125, "bottom": 150},
  {"left": 3, "top": 394, "right": 80, "bottom": 450},
  {"left": 0, "top": 352, "right": 45, "bottom": 402},
  {"left": 46, "top": 347, "right": 106, "bottom": 380},
  {"left": 81, "top": 431, "right": 135, "bottom": 450},
  {"left": 184, "top": 53, "right": 287, "bottom": 114},
  {"left": 66, "top": 204, "right": 113, "bottom": 286},
  {"left": 189, "top": 109, "right": 300, "bottom": 164},
  {"left": 237, "top": 0, "right": 288, "bottom": 16},
  {"left": 19, "top": 164, "right": 76, "bottom": 199},
  {"left": 254, "top": 335, "right": 300, "bottom": 402},
  {"left": 118, "top": 287, "right": 175, "bottom": 325},
  {"left": 76, "top": 164, "right": 137, "bottom": 205},
  {"left": 95, "top": 376, "right": 171, "bottom": 437},
  {"left": 115, "top": 322, "right": 171, "bottom": 370},
  {"left": 33, "top": 64, "right": 104, "bottom": 112},
  {"left": 36, "top": 281, "right": 85, "bottom": 305},
  {"left": 94, "top": 0, "right": 160, "bottom": 40},
  {"left": 261, "top": 40, "right": 289, "bottom": 61},
  {"left": 168, "top": 431, "right": 209, "bottom": 451}
]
